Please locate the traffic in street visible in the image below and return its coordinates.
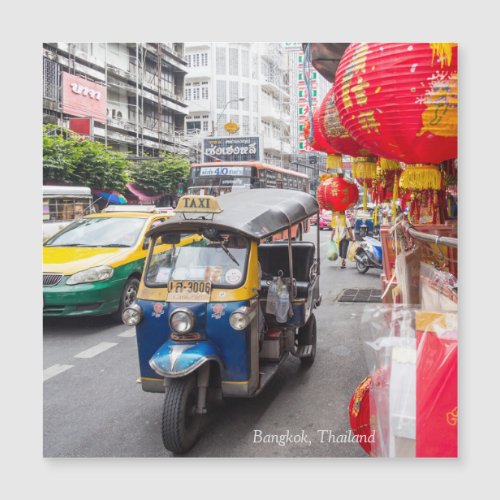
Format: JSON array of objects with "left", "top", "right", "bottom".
[{"left": 44, "top": 227, "right": 380, "bottom": 457}]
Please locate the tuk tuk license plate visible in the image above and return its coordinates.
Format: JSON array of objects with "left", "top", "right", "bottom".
[{"left": 166, "top": 280, "right": 212, "bottom": 303}]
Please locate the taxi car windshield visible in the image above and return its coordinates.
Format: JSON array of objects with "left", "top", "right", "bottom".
[
  {"left": 145, "top": 233, "right": 249, "bottom": 288},
  {"left": 44, "top": 217, "right": 147, "bottom": 248}
]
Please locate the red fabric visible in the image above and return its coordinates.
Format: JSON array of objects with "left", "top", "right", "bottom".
[
  {"left": 319, "top": 85, "right": 372, "bottom": 157},
  {"left": 416, "top": 325, "right": 458, "bottom": 457},
  {"left": 348, "top": 376, "right": 373, "bottom": 455},
  {"left": 333, "top": 43, "right": 458, "bottom": 164},
  {"left": 316, "top": 176, "right": 359, "bottom": 212}
]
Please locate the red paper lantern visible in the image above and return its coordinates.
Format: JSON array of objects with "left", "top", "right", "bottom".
[
  {"left": 304, "top": 110, "right": 343, "bottom": 170},
  {"left": 318, "top": 85, "right": 373, "bottom": 157},
  {"left": 333, "top": 43, "right": 458, "bottom": 164},
  {"left": 316, "top": 175, "right": 359, "bottom": 212},
  {"left": 349, "top": 376, "right": 373, "bottom": 455}
]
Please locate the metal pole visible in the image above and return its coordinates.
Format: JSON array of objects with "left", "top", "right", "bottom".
[
  {"left": 104, "top": 43, "right": 108, "bottom": 147},
  {"left": 135, "top": 43, "right": 139, "bottom": 156},
  {"left": 288, "top": 225, "right": 295, "bottom": 298},
  {"left": 316, "top": 210, "right": 320, "bottom": 275}
]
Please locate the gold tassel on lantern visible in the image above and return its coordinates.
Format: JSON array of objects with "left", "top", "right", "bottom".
[
  {"left": 399, "top": 164, "right": 442, "bottom": 191},
  {"left": 352, "top": 157, "right": 378, "bottom": 179},
  {"left": 373, "top": 203, "right": 378, "bottom": 227},
  {"left": 392, "top": 172, "right": 399, "bottom": 220},
  {"left": 379, "top": 157, "right": 401, "bottom": 172},
  {"left": 363, "top": 179, "right": 368, "bottom": 211},
  {"left": 333, "top": 213, "right": 346, "bottom": 245},
  {"left": 326, "top": 154, "right": 343, "bottom": 171}
]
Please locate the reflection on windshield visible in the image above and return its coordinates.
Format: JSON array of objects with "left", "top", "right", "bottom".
[
  {"left": 146, "top": 233, "right": 248, "bottom": 287},
  {"left": 44, "top": 217, "right": 147, "bottom": 247}
]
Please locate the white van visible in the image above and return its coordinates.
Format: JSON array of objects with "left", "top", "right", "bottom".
[{"left": 43, "top": 185, "right": 95, "bottom": 240}]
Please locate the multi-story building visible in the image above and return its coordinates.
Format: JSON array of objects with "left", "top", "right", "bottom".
[
  {"left": 183, "top": 42, "right": 291, "bottom": 167},
  {"left": 42, "top": 43, "right": 189, "bottom": 157}
]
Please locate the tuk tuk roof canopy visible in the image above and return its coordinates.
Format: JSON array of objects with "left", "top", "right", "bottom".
[{"left": 147, "top": 189, "right": 319, "bottom": 240}]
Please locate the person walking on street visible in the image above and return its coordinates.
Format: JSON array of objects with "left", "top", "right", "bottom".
[{"left": 331, "top": 212, "right": 355, "bottom": 269}]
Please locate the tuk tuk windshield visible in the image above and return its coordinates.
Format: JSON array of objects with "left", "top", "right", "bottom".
[{"left": 145, "top": 232, "right": 249, "bottom": 288}]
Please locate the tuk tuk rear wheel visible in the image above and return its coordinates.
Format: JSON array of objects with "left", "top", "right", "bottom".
[
  {"left": 298, "top": 314, "right": 317, "bottom": 368},
  {"left": 162, "top": 374, "right": 202, "bottom": 454}
]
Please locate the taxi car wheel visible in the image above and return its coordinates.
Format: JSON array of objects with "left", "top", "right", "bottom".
[
  {"left": 162, "top": 374, "right": 202, "bottom": 454},
  {"left": 113, "top": 276, "right": 140, "bottom": 320},
  {"left": 298, "top": 314, "right": 316, "bottom": 369}
]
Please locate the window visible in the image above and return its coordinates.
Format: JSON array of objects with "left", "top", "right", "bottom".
[
  {"left": 201, "top": 53, "right": 208, "bottom": 66},
  {"left": 193, "top": 54, "right": 200, "bottom": 67},
  {"left": 186, "top": 54, "right": 191, "bottom": 67},
  {"left": 313, "top": 71, "right": 317, "bottom": 79},
  {"left": 43, "top": 58, "right": 58, "bottom": 101},
  {"left": 217, "top": 114, "right": 227, "bottom": 135},
  {"left": 253, "top": 117, "right": 259, "bottom": 134},
  {"left": 229, "top": 48, "right": 239, "bottom": 75},
  {"left": 185, "top": 87, "right": 192, "bottom": 100},
  {"left": 299, "top": 141, "right": 304, "bottom": 149},
  {"left": 299, "top": 107, "right": 303, "bottom": 115},
  {"left": 242, "top": 50, "right": 249, "bottom": 77},
  {"left": 242, "top": 83, "right": 250, "bottom": 111},
  {"left": 229, "top": 81, "right": 239, "bottom": 108},
  {"left": 216, "top": 47, "right": 226, "bottom": 74},
  {"left": 313, "top": 89, "right": 317, "bottom": 97},
  {"left": 242, "top": 115, "right": 249, "bottom": 135},
  {"left": 193, "top": 87, "right": 200, "bottom": 100},
  {"left": 216, "top": 80, "right": 227, "bottom": 108},
  {"left": 202, "top": 86, "right": 208, "bottom": 99},
  {"left": 298, "top": 89, "right": 303, "bottom": 97},
  {"left": 252, "top": 53, "right": 258, "bottom": 79},
  {"left": 298, "top": 55, "right": 303, "bottom": 63},
  {"left": 253, "top": 85, "right": 259, "bottom": 112},
  {"left": 202, "top": 121, "right": 209, "bottom": 132},
  {"left": 299, "top": 124, "right": 304, "bottom": 132},
  {"left": 298, "top": 73, "right": 303, "bottom": 81}
]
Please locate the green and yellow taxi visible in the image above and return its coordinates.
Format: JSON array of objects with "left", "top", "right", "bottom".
[{"left": 43, "top": 205, "right": 176, "bottom": 318}]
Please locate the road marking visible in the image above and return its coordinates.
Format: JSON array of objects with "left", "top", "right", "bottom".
[
  {"left": 74, "top": 342, "right": 118, "bottom": 359},
  {"left": 43, "top": 364, "right": 74, "bottom": 382},
  {"left": 118, "top": 329, "right": 136, "bottom": 338}
]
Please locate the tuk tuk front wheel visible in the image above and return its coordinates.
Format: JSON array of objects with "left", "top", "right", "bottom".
[
  {"left": 298, "top": 314, "right": 317, "bottom": 368},
  {"left": 162, "top": 374, "right": 202, "bottom": 454}
]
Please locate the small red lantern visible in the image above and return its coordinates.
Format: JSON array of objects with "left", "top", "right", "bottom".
[
  {"left": 333, "top": 43, "right": 458, "bottom": 164},
  {"left": 316, "top": 174, "right": 359, "bottom": 213}
]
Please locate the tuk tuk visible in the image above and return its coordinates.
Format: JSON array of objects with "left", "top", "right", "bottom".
[{"left": 122, "top": 189, "right": 321, "bottom": 453}]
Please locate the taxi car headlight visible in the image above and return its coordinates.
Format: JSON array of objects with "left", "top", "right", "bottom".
[
  {"left": 229, "top": 306, "right": 257, "bottom": 331},
  {"left": 169, "top": 309, "right": 194, "bottom": 334},
  {"left": 122, "top": 303, "right": 143, "bottom": 326},
  {"left": 66, "top": 265, "right": 114, "bottom": 285}
]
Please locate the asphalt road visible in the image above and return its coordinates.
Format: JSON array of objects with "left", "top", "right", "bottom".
[{"left": 43, "top": 228, "right": 382, "bottom": 457}]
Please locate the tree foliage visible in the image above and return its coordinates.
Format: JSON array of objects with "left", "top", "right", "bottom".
[
  {"left": 128, "top": 153, "right": 190, "bottom": 195},
  {"left": 43, "top": 125, "right": 129, "bottom": 192}
]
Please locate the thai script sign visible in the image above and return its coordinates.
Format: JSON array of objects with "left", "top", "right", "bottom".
[{"left": 202, "top": 136, "right": 260, "bottom": 162}]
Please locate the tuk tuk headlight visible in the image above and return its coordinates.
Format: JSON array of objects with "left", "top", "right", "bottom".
[
  {"left": 229, "top": 306, "right": 257, "bottom": 331},
  {"left": 169, "top": 309, "right": 194, "bottom": 334},
  {"left": 122, "top": 303, "right": 143, "bottom": 326},
  {"left": 66, "top": 265, "right": 114, "bottom": 285}
]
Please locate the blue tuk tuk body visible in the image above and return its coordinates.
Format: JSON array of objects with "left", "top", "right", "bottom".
[{"left": 124, "top": 190, "right": 321, "bottom": 452}]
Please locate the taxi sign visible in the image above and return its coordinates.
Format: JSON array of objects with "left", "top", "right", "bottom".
[{"left": 176, "top": 195, "right": 222, "bottom": 213}]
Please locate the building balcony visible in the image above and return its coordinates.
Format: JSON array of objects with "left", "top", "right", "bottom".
[
  {"left": 262, "top": 135, "right": 291, "bottom": 154},
  {"left": 261, "top": 78, "right": 290, "bottom": 98},
  {"left": 185, "top": 98, "right": 211, "bottom": 114},
  {"left": 185, "top": 66, "right": 212, "bottom": 79}
]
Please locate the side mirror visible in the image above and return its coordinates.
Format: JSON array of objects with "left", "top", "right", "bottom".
[{"left": 142, "top": 237, "right": 150, "bottom": 250}]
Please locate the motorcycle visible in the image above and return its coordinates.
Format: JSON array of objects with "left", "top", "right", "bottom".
[{"left": 355, "top": 235, "right": 383, "bottom": 274}]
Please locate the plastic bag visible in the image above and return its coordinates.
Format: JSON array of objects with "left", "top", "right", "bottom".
[
  {"left": 265, "top": 277, "right": 279, "bottom": 314},
  {"left": 275, "top": 280, "right": 290, "bottom": 323},
  {"left": 327, "top": 240, "right": 338, "bottom": 261},
  {"left": 347, "top": 241, "right": 359, "bottom": 262}
]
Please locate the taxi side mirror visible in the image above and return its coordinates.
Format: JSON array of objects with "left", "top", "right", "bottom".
[{"left": 143, "top": 237, "right": 150, "bottom": 250}]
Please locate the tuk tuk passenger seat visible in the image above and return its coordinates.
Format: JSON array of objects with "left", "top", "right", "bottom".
[{"left": 258, "top": 242, "right": 316, "bottom": 299}]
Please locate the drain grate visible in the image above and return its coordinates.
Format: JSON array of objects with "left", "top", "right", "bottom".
[{"left": 338, "top": 288, "right": 382, "bottom": 303}]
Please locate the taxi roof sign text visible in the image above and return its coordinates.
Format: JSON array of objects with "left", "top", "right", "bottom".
[{"left": 176, "top": 195, "right": 222, "bottom": 214}]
